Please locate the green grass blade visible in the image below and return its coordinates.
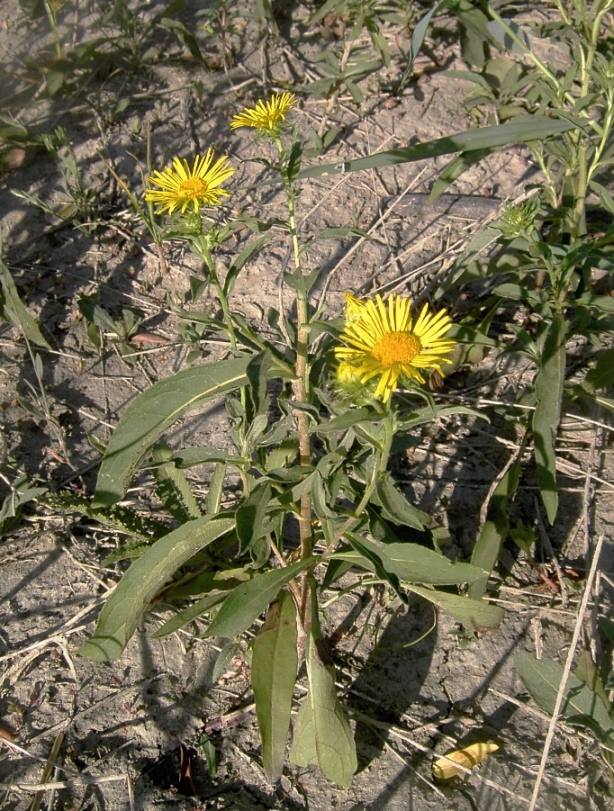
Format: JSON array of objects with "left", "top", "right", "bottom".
[
  {"left": 93, "top": 357, "right": 252, "bottom": 507},
  {"left": 78, "top": 514, "right": 235, "bottom": 661},
  {"left": 533, "top": 313, "right": 566, "bottom": 523},
  {"left": 298, "top": 117, "right": 577, "bottom": 180},
  {"left": 252, "top": 591, "right": 298, "bottom": 781}
]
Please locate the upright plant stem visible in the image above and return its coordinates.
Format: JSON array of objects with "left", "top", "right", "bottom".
[{"left": 277, "top": 137, "right": 314, "bottom": 622}]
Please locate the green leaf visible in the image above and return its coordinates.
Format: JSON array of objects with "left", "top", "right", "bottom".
[
  {"left": 236, "top": 481, "right": 272, "bottom": 553},
  {"left": 206, "top": 558, "right": 316, "bottom": 639},
  {"left": 152, "top": 439, "right": 201, "bottom": 522},
  {"left": 290, "top": 579, "right": 357, "bottom": 788},
  {"left": 407, "top": 584, "right": 504, "bottom": 632},
  {"left": 374, "top": 475, "right": 428, "bottom": 531},
  {"left": 429, "top": 148, "right": 491, "bottom": 202},
  {"left": 310, "top": 407, "right": 375, "bottom": 434},
  {"left": 335, "top": 536, "right": 486, "bottom": 585},
  {"left": 396, "top": 0, "right": 450, "bottom": 92},
  {"left": 344, "top": 532, "right": 407, "bottom": 603},
  {"left": 78, "top": 515, "right": 235, "bottom": 660},
  {"left": 469, "top": 448, "right": 523, "bottom": 600},
  {"left": 583, "top": 348, "right": 614, "bottom": 393},
  {"left": 252, "top": 591, "right": 298, "bottom": 781},
  {"left": 93, "top": 357, "right": 252, "bottom": 507},
  {"left": 533, "top": 313, "right": 566, "bottom": 523},
  {"left": 152, "top": 591, "right": 228, "bottom": 638},
  {"left": 224, "top": 233, "right": 275, "bottom": 298},
  {"left": 516, "top": 651, "right": 614, "bottom": 736},
  {"left": 298, "top": 117, "right": 577, "bottom": 180},
  {"left": 486, "top": 17, "right": 532, "bottom": 55},
  {"left": 381, "top": 544, "right": 487, "bottom": 585},
  {"left": 0, "top": 258, "right": 51, "bottom": 349}
]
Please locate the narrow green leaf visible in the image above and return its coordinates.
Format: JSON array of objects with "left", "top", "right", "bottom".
[
  {"left": 486, "top": 18, "right": 532, "bottom": 54},
  {"left": 382, "top": 544, "right": 488, "bottom": 585},
  {"left": 469, "top": 449, "right": 523, "bottom": 600},
  {"left": 252, "top": 591, "right": 298, "bottom": 781},
  {"left": 298, "top": 117, "right": 577, "bottom": 180},
  {"left": 0, "top": 259, "right": 51, "bottom": 349},
  {"left": 344, "top": 532, "right": 407, "bottom": 603},
  {"left": 93, "top": 357, "right": 252, "bottom": 507},
  {"left": 310, "top": 407, "right": 374, "bottom": 434},
  {"left": 206, "top": 558, "right": 316, "bottom": 639},
  {"left": 152, "top": 591, "right": 227, "bottom": 638},
  {"left": 290, "top": 579, "right": 357, "bottom": 788},
  {"left": 335, "top": 539, "right": 487, "bottom": 585},
  {"left": 583, "top": 348, "right": 614, "bottom": 393},
  {"left": 236, "top": 481, "right": 272, "bottom": 553},
  {"left": 408, "top": 584, "right": 504, "bottom": 632},
  {"left": 78, "top": 515, "right": 235, "bottom": 660},
  {"left": 152, "top": 439, "right": 201, "bottom": 522},
  {"left": 224, "top": 233, "right": 275, "bottom": 298},
  {"left": 429, "top": 149, "right": 491, "bottom": 202},
  {"left": 374, "top": 475, "right": 428, "bottom": 530},
  {"left": 533, "top": 313, "right": 566, "bottom": 523},
  {"left": 516, "top": 652, "right": 614, "bottom": 735},
  {"left": 396, "top": 0, "right": 450, "bottom": 92}
]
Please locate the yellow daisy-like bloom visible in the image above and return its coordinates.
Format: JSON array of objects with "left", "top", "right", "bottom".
[
  {"left": 334, "top": 293, "right": 456, "bottom": 403},
  {"left": 145, "top": 150, "right": 234, "bottom": 216},
  {"left": 230, "top": 92, "right": 297, "bottom": 134}
]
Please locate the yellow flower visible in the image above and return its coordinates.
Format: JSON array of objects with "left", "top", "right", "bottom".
[
  {"left": 230, "top": 92, "right": 297, "bottom": 134},
  {"left": 145, "top": 150, "right": 234, "bottom": 216},
  {"left": 334, "top": 292, "right": 456, "bottom": 403}
]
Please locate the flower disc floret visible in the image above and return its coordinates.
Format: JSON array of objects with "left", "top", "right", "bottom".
[
  {"left": 230, "top": 92, "right": 297, "bottom": 135},
  {"left": 145, "top": 150, "right": 234, "bottom": 216},
  {"left": 334, "top": 292, "right": 456, "bottom": 403}
]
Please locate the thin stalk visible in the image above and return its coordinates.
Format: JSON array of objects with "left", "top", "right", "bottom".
[
  {"left": 43, "top": 0, "right": 62, "bottom": 59},
  {"left": 275, "top": 136, "right": 314, "bottom": 623},
  {"left": 199, "top": 245, "right": 238, "bottom": 351}
]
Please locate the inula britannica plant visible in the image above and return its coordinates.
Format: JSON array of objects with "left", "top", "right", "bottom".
[
  {"left": 77, "top": 91, "right": 505, "bottom": 786},
  {"left": 74, "top": 0, "right": 614, "bottom": 789}
]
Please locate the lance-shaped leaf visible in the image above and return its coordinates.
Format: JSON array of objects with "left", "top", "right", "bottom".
[
  {"left": 516, "top": 651, "right": 614, "bottom": 737},
  {"left": 335, "top": 535, "right": 486, "bottom": 586},
  {"left": 78, "top": 514, "right": 235, "bottom": 661},
  {"left": 93, "top": 357, "right": 252, "bottom": 507},
  {"left": 469, "top": 448, "right": 523, "bottom": 600},
  {"left": 0, "top": 258, "right": 51, "bottom": 349},
  {"left": 252, "top": 591, "right": 298, "bottom": 780},
  {"left": 236, "top": 481, "right": 272, "bottom": 554},
  {"left": 374, "top": 475, "right": 428, "bottom": 531},
  {"left": 533, "top": 312, "right": 566, "bottom": 523},
  {"left": 298, "top": 117, "right": 577, "bottom": 179},
  {"left": 290, "top": 579, "right": 357, "bottom": 788},
  {"left": 206, "top": 557, "right": 316, "bottom": 639},
  {"left": 152, "top": 439, "right": 201, "bottom": 522},
  {"left": 407, "top": 585, "right": 504, "bottom": 632}
]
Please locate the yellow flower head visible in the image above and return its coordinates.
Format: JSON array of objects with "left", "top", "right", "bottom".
[
  {"left": 334, "top": 292, "right": 456, "bottom": 403},
  {"left": 230, "top": 92, "right": 297, "bottom": 135},
  {"left": 145, "top": 150, "right": 234, "bottom": 216}
]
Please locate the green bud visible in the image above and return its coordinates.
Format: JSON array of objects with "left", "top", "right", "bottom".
[{"left": 498, "top": 198, "right": 540, "bottom": 238}]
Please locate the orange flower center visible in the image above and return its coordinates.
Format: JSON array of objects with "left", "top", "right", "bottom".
[
  {"left": 372, "top": 331, "right": 422, "bottom": 367},
  {"left": 179, "top": 178, "right": 208, "bottom": 199}
]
